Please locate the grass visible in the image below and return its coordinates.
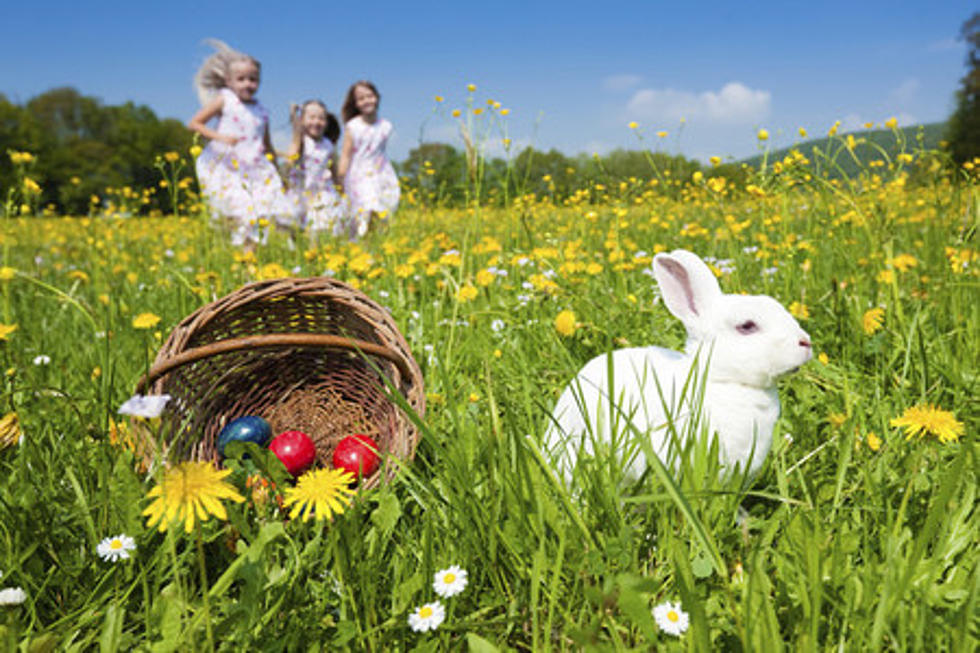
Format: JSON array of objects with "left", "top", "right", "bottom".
[{"left": 0, "top": 129, "right": 977, "bottom": 651}]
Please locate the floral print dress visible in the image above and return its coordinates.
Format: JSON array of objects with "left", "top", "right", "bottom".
[
  {"left": 343, "top": 116, "right": 400, "bottom": 239},
  {"left": 195, "top": 88, "right": 292, "bottom": 245},
  {"left": 286, "top": 135, "right": 347, "bottom": 236}
]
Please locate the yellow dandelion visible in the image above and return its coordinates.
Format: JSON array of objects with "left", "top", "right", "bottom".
[
  {"left": 866, "top": 432, "right": 882, "bottom": 452},
  {"left": 709, "top": 156, "right": 721, "bottom": 166},
  {"left": 628, "top": 121, "right": 638, "bottom": 130},
  {"left": 885, "top": 117, "right": 898, "bottom": 130},
  {"left": 0, "top": 267, "right": 16, "bottom": 280},
  {"left": 142, "top": 461, "right": 245, "bottom": 533},
  {"left": 891, "top": 404, "right": 964, "bottom": 444},
  {"left": 0, "top": 324, "right": 18, "bottom": 341},
  {"left": 434, "top": 95, "right": 444, "bottom": 102},
  {"left": 888, "top": 253, "right": 918, "bottom": 272},
  {"left": 828, "top": 412, "right": 847, "bottom": 428},
  {"left": 818, "top": 352, "right": 829, "bottom": 365},
  {"left": 282, "top": 468, "right": 355, "bottom": 522},
  {"left": 554, "top": 310, "right": 577, "bottom": 337},
  {"left": 862, "top": 307, "right": 884, "bottom": 335},
  {"left": 757, "top": 129, "right": 769, "bottom": 141},
  {"left": 475, "top": 268, "right": 495, "bottom": 287},
  {"left": 788, "top": 301, "right": 809, "bottom": 320},
  {"left": 190, "top": 145, "right": 202, "bottom": 157},
  {"left": 656, "top": 131, "right": 668, "bottom": 138},
  {"left": 876, "top": 269, "right": 895, "bottom": 284},
  {"left": 466, "top": 83, "right": 476, "bottom": 92},
  {"left": 0, "top": 412, "right": 22, "bottom": 449},
  {"left": 500, "top": 108, "right": 510, "bottom": 116},
  {"left": 798, "top": 127, "right": 808, "bottom": 138},
  {"left": 132, "top": 312, "right": 161, "bottom": 329},
  {"left": 456, "top": 285, "right": 478, "bottom": 302},
  {"left": 451, "top": 109, "right": 461, "bottom": 118}
]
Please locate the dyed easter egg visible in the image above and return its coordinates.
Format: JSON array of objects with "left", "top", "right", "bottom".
[
  {"left": 269, "top": 430, "right": 317, "bottom": 476},
  {"left": 217, "top": 416, "right": 272, "bottom": 457},
  {"left": 333, "top": 434, "right": 380, "bottom": 479}
]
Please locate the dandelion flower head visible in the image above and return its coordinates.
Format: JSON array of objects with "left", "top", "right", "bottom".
[
  {"left": 282, "top": 468, "right": 356, "bottom": 522},
  {"left": 891, "top": 404, "right": 964, "bottom": 444},
  {"left": 143, "top": 461, "right": 245, "bottom": 533}
]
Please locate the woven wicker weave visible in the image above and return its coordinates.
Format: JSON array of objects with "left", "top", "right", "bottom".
[{"left": 138, "top": 277, "right": 425, "bottom": 488}]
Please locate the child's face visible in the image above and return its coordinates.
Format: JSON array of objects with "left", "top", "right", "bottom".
[
  {"left": 302, "top": 104, "right": 327, "bottom": 138},
  {"left": 228, "top": 60, "right": 260, "bottom": 102},
  {"left": 353, "top": 85, "right": 378, "bottom": 117}
]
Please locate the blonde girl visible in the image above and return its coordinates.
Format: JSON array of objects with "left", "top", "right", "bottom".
[
  {"left": 188, "top": 39, "right": 292, "bottom": 247},
  {"left": 336, "top": 80, "right": 400, "bottom": 240}
]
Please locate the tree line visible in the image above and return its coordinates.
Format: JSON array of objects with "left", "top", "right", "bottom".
[{"left": 1, "top": 88, "right": 193, "bottom": 215}]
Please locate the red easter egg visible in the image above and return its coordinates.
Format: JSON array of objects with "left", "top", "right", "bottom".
[
  {"left": 332, "top": 434, "right": 380, "bottom": 479},
  {"left": 269, "top": 430, "right": 317, "bottom": 476}
]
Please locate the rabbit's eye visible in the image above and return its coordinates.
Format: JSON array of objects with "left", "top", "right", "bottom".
[{"left": 736, "top": 320, "right": 758, "bottom": 334}]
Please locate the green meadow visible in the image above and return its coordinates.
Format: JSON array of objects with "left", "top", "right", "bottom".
[{"left": 0, "top": 126, "right": 977, "bottom": 650}]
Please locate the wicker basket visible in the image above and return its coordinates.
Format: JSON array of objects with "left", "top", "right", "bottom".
[{"left": 137, "top": 277, "right": 425, "bottom": 488}]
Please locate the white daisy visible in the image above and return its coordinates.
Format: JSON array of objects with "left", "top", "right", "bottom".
[
  {"left": 653, "top": 600, "right": 689, "bottom": 637},
  {"left": 118, "top": 394, "right": 171, "bottom": 419},
  {"left": 0, "top": 587, "right": 27, "bottom": 606},
  {"left": 433, "top": 565, "right": 468, "bottom": 598},
  {"left": 407, "top": 600, "right": 445, "bottom": 632},
  {"left": 32, "top": 355, "right": 51, "bottom": 366},
  {"left": 96, "top": 534, "right": 136, "bottom": 562}
]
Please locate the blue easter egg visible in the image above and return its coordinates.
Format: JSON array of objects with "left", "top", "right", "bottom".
[{"left": 217, "top": 416, "right": 272, "bottom": 457}]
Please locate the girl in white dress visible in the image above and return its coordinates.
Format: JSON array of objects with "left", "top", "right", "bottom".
[
  {"left": 188, "top": 39, "right": 292, "bottom": 248},
  {"left": 285, "top": 100, "right": 347, "bottom": 242},
  {"left": 337, "top": 80, "right": 400, "bottom": 240}
]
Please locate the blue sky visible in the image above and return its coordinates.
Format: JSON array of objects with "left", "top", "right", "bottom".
[{"left": 1, "top": 1, "right": 974, "bottom": 163}]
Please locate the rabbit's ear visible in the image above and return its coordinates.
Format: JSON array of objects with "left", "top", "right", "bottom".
[{"left": 653, "top": 250, "right": 722, "bottom": 330}]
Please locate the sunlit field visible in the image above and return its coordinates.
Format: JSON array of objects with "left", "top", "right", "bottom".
[{"left": 0, "top": 123, "right": 977, "bottom": 650}]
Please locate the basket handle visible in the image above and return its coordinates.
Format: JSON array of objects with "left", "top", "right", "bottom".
[{"left": 136, "top": 334, "right": 414, "bottom": 393}]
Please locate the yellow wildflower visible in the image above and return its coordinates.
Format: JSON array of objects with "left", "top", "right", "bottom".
[
  {"left": 862, "top": 307, "right": 884, "bottom": 335},
  {"left": 0, "top": 412, "right": 22, "bottom": 449},
  {"left": 132, "top": 313, "right": 161, "bottom": 329},
  {"left": 282, "top": 468, "right": 356, "bottom": 522},
  {"left": 143, "top": 461, "right": 245, "bottom": 533},
  {"left": 788, "top": 301, "right": 809, "bottom": 320},
  {"left": 891, "top": 404, "right": 964, "bottom": 444},
  {"left": 554, "top": 310, "right": 577, "bottom": 337},
  {"left": 456, "top": 285, "right": 478, "bottom": 302}
]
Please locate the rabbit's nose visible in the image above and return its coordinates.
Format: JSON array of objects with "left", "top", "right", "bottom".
[{"left": 799, "top": 337, "right": 812, "bottom": 348}]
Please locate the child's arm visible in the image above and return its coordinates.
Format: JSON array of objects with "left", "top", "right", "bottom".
[
  {"left": 262, "top": 125, "right": 280, "bottom": 168},
  {"left": 187, "top": 96, "right": 238, "bottom": 145},
  {"left": 286, "top": 104, "right": 303, "bottom": 162},
  {"left": 337, "top": 130, "right": 353, "bottom": 188}
]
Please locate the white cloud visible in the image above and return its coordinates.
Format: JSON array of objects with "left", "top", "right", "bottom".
[
  {"left": 603, "top": 73, "right": 643, "bottom": 92},
  {"left": 625, "top": 82, "right": 771, "bottom": 125},
  {"left": 927, "top": 37, "right": 960, "bottom": 52},
  {"left": 888, "top": 78, "right": 920, "bottom": 107}
]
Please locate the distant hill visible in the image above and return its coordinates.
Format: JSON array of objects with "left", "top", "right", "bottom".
[{"left": 740, "top": 122, "right": 946, "bottom": 178}]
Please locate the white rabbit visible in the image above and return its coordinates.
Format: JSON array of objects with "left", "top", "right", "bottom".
[{"left": 544, "top": 249, "right": 812, "bottom": 482}]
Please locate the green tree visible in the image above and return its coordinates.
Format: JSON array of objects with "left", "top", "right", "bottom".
[
  {"left": 947, "top": 12, "right": 980, "bottom": 165},
  {"left": 3, "top": 87, "right": 193, "bottom": 215}
]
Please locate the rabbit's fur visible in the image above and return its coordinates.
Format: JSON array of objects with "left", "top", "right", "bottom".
[{"left": 545, "top": 249, "right": 812, "bottom": 481}]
